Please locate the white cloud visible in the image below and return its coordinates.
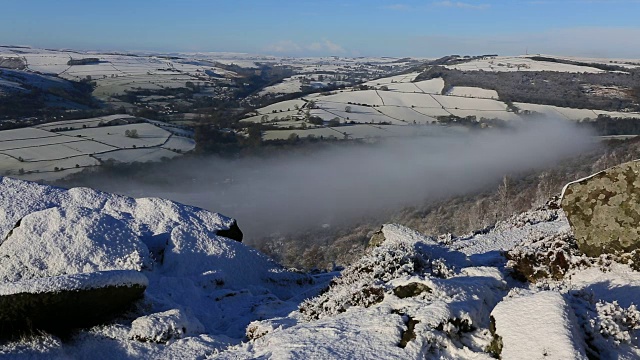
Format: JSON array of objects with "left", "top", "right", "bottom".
[
  {"left": 264, "top": 39, "right": 346, "bottom": 55},
  {"left": 433, "top": 1, "right": 490, "bottom": 9}
]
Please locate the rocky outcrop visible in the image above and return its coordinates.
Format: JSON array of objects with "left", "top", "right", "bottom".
[
  {"left": 0, "top": 176, "right": 315, "bottom": 346},
  {"left": 0, "top": 271, "right": 147, "bottom": 338},
  {"left": 216, "top": 220, "right": 243, "bottom": 242},
  {"left": 561, "top": 160, "right": 640, "bottom": 256}
]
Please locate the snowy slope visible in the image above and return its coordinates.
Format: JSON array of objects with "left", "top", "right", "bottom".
[
  {"left": 2, "top": 179, "right": 640, "bottom": 359},
  {"left": 0, "top": 177, "right": 327, "bottom": 359}
]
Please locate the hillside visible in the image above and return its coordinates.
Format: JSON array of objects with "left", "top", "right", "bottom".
[{"left": 1, "top": 167, "right": 640, "bottom": 358}]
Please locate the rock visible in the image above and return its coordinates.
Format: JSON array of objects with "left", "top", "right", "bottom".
[
  {"left": 0, "top": 206, "right": 151, "bottom": 283},
  {"left": 393, "top": 283, "right": 432, "bottom": 299},
  {"left": 491, "top": 292, "right": 588, "bottom": 360},
  {"left": 367, "top": 226, "right": 386, "bottom": 248},
  {"left": 0, "top": 270, "right": 147, "bottom": 338},
  {"left": 561, "top": 160, "right": 640, "bottom": 256},
  {"left": 130, "top": 308, "right": 205, "bottom": 343},
  {"left": 216, "top": 220, "right": 243, "bottom": 242}
]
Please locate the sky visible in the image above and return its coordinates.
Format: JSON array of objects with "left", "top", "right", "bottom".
[{"left": 2, "top": 0, "right": 640, "bottom": 58}]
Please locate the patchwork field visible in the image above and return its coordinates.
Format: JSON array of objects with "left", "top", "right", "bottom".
[{"left": 0, "top": 118, "right": 195, "bottom": 181}]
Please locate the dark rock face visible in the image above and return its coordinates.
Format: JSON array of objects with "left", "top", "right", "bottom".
[
  {"left": 393, "top": 283, "right": 432, "bottom": 299},
  {"left": 216, "top": 220, "right": 243, "bottom": 242},
  {"left": 561, "top": 160, "right": 640, "bottom": 257},
  {"left": 0, "top": 273, "right": 147, "bottom": 338}
]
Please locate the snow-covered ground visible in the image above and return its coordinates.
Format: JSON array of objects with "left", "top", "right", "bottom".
[
  {"left": 447, "top": 86, "right": 499, "bottom": 100},
  {"left": 0, "top": 119, "right": 194, "bottom": 181},
  {"left": 0, "top": 177, "right": 638, "bottom": 358},
  {"left": 445, "top": 56, "right": 608, "bottom": 73}
]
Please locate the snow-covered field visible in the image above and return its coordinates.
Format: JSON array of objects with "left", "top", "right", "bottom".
[
  {"left": 447, "top": 86, "right": 499, "bottom": 99},
  {"left": 0, "top": 119, "right": 194, "bottom": 180},
  {"left": 513, "top": 103, "right": 640, "bottom": 121},
  {"left": 445, "top": 56, "right": 608, "bottom": 73}
]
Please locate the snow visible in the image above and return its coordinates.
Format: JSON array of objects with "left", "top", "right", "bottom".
[
  {"left": 447, "top": 87, "right": 499, "bottom": 100},
  {"left": 318, "top": 90, "right": 385, "bottom": 106},
  {"left": 492, "top": 291, "right": 588, "bottom": 360},
  {"left": 379, "top": 92, "right": 442, "bottom": 108},
  {"left": 0, "top": 206, "right": 151, "bottom": 283},
  {"left": 0, "top": 270, "right": 148, "bottom": 296},
  {"left": 432, "top": 95, "right": 508, "bottom": 111},
  {"left": 160, "top": 136, "right": 195, "bottom": 153},
  {"left": 65, "top": 123, "right": 171, "bottom": 148},
  {"left": 414, "top": 78, "right": 446, "bottom": 94},
  {"left": 515, "top": 103, "right": 599, "bottom": 121},
  {"left": 0, "top": 177, "right": 324, "bottom": 358},
  {"left": 2, "top": 173, "right": 640, "bottom": 358},
  {"left": 35, "top": 115, "right": 137, "bottom": 131},
  {"left": 129, "top": 309, "right": 205, "bottom": 343},
  {"left": 446, "top": 56, "right": 606, "bottom": 73}
]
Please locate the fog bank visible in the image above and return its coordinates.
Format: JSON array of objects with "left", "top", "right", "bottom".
[{"left": 67, "top": 120, "right": 596, "bottom": 241}]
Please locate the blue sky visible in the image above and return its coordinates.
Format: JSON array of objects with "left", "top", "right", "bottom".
[{"left": 2, "top": 0, "right": 640, "bottom": 57}]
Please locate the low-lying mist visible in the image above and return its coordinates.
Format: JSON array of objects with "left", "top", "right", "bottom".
[{"left": 67, "top": 119, "right": 596, "bottom": 242}]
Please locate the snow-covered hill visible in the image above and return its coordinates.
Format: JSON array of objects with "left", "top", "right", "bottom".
[{"left": 0, "top": 177, "right": 639, "bottom": 359}]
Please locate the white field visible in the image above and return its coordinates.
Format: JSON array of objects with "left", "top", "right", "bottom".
[
  {"left": 310, "top": 107, "right": 399, "bottom": 124},
  {"left": 447, "top": 86, "right": 499, "bottom": 99},
  {"left": 95, "top": 147, "right": 179, "bottom": 163},
  {"left": 380, "top": 82, "right": 424, "bottom": 93},
  {"left": 316, "top": 102, "right": 400, "bottom": 123},
  {"left": 534, "top": 54, "right": 640, "bottom": 69},
  {"left": 514, "top": 103, "right": 599, "bottom": 121},
  {"left": 411, "top": 106, "right": 454, "bottom": 118},
  {"left": 2, "top": 141, "right": 116, "bottom": 162},
  {"left": 0, "top": 154, "right": 99, "bottom": 174},
  {"left": 0, "top": 135, "right": 74, "bottom": 151},
  {"left": 257, "top": 100, "right": 307, "bottom": 114},
  {"left": 379, "top": 92, "right": 442, "bottom": 108},
  {"left": 366, "top": 77, "right": 445, "bottom": 95},
  {"left": 0, "top": 118, "right": 192, "bottom": 181},
  {"left": 35, "top": 114, "right": 136, "bottom": 131},
  {"left": 317, "top": 90, "right": 384, "bottom": 106},
  {"left": 363, "top": 72, "right": 422, "bottom": 87},
  {"left": 161, "top": 136, "right": 196, "bottom": 152},
  {"left": 259, "top": 76, "right": 304, "bottom": 95},
  {"left": 414, "top": 78, "right": 445, "bottom": 94},
  {"left": 446, "top": 56, "right": 607, "bottom": 73},
  {"left": 1, "top": 49, "right": 239, "bottom": 101},
  {"left": 432, "top": 94, "right": 507, "bottom": 111},
  {"left": 594, "top": 110, "right": 640, "bottom": 119},
  {"left": 65, "top": 123, "right": 171, "bottom": 148},
  {"left": 377, "top": 106, "right": 437, "bottom": 124},
  {"left": 0, "top": 128, "right": 62, "bottom": 142},
  {"left": 241, "top": 110, "right": 304, "bottom": 124},
  {"left": 448, "top": 109, "right": 522, "bottom": 121}
]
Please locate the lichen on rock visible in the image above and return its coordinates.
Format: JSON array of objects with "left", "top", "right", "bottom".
[{"left": 561, "top": 160, "right": 640, "bottom": 257}]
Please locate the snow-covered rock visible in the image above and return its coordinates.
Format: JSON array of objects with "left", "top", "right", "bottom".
[
  {"left": 492, "top": 291, "right": 588, "bottom": 360},
  {"left": 2, "top": 175, "right": 640, "bottom": 359},
  {"left": 0, "top": 271, "right": 147, "bottom": 337},
  {"left": 0, "top": 177, "right": 323, "bottom": 356},
  {"left": 129, "top": 309, "right": 205, "bottom": 343},
  {"left": 0, "top": 206, "right": 150, "bottom": 283}
]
